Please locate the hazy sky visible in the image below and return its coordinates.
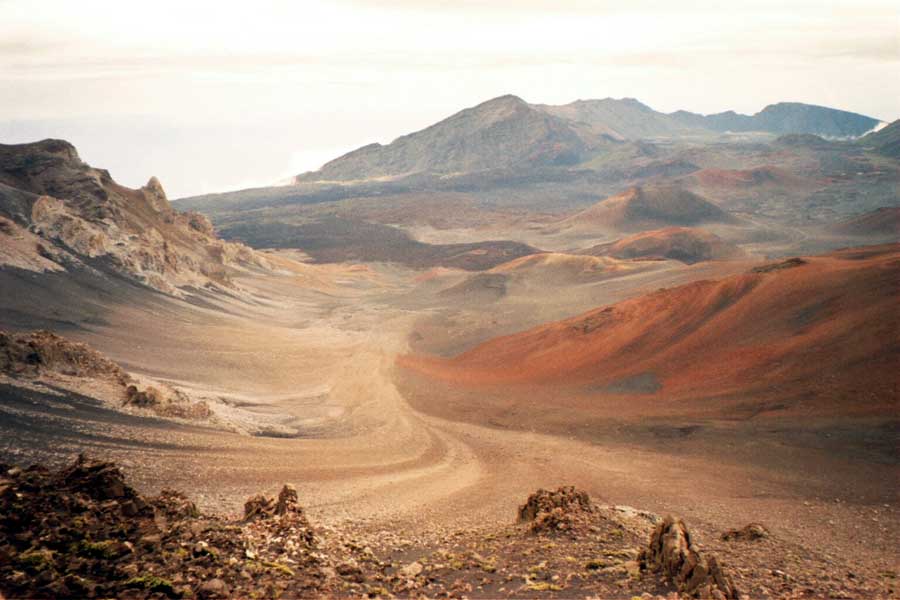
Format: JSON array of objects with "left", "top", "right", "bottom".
[{"left": 1, "top": 0, "right": 898, "bottom": 198}]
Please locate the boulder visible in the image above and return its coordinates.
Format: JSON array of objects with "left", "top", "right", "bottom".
[{"left": 721, "top": 522, "right": 769, "bottom": 542}]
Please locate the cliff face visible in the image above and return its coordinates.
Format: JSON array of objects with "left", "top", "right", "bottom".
[{"left": 0, "top": 139, "right": 269, "bottom": 296}]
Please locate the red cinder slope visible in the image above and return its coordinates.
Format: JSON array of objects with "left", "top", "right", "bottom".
[
  {"left": 688, "top": 166, "right": 810, "bottom": 190},
  {"left": 561, "top": 185, "right": 735, "bottom": 233},
  {"left": 400, "top": 245, "right": 899, "bottom": 417}
]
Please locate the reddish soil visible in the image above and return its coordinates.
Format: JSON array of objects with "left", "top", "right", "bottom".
[
  {"left": 399, "top": 244, "right": 900, "bottom": 419},
  {"left": 688, "top": 166, "right": 811, "bottom": 190},
  {"left": 561, "top": 185, "right": 735, "bottom": 233}
]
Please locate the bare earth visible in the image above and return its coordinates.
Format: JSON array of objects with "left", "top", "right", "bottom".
[{"left": 1, "top": 251, "right": 897, "bottom": 597}]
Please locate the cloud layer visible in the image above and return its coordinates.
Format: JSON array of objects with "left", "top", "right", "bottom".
[{"left": 1, "top": 0, "right": 897, "bottom": 197}]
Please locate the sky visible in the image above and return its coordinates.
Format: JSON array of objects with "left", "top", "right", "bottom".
[{"left": 1, "top": 0, "right": 898, "bottom": 199}]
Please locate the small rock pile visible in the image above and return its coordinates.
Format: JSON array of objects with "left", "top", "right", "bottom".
[
  {"left": 517, "top": 486, "right": 595, "bottom": 534},
  {"left": 244, "top": 484, "right": 305, "bottom": 521},
  {"left": 0, "top": 455, "right": 321, "bottom": 599},
  {"left": 123, "top": 384, "right": 211, "bottom": 420},
  {"left": 641, "top": 515, "right": 738, "bottom": 599},
  {"left": 721, "top": 522, "right": 769, "bottom": 542}
]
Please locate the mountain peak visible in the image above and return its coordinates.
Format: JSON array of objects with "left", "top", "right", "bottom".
[
  {"left": 480, "top": 94, "right": 528, "bottom": 107},
  {"left": 301, "top": 94, "right": 585, "bottom": 181},
  {"left": 463, "top": 94, "right": 532, "bottom": 119}
]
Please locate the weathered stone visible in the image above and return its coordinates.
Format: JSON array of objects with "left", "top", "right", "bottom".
[
  {"left": 198, "top": 577, "right": 229, "bottom": 598},
  {"left": 401, "top": 561, "right": 424, "bottom": 578},
  {"left": 721, "top": 523, "right": 769, "bottom": 542},
  {"left": 243, "top": 494, "right": 276, "bottom": 521},
  {"left": 275, "top": 484, "right": 299, "bottom": 515},
  {"left": 518, "top": 486, "right": 594, "bottom": 534},
  {"left": 641, "top": 515, "right": 738, "bottom": 599}
]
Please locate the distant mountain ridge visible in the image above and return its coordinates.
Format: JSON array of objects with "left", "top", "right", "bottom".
[
  {"left": 859, "top": 120, "right": 900, "bottom": 158},
  {"left": 669, "top": 102, "right": 881, "bottom": 138},
  {"left": 301, "top": 95, "right": 592, "bottom": 182},
  {"left": 297, "top": 95, "right": 883, "bottom": 183}
]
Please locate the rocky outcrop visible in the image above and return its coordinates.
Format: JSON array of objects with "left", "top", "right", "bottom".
[
  {"left": 641, "top": 516, "right": 738, "bottom": 599},
  {"left": 1, "top": 329, "right": 210, "bottom": 421},
  {"left": 0, "top": 330, "right": 128, "bottom": 383},
  {"left": 751, "top": 257, "right": 807, "bottom": 273},
  {"left": 124, "top": 384, "right": 211, "bottom": 420},
  {"left": 0, "top": 456, "right": 321, "bottom": 599},
  {"left": 517, "top": 486, "right": 595, "bottom": 534},
  {"left": 0, "top": 139, "right": 270, "bottom": 296},
  {"left": 244, "top": 484, "right": 305, "bottom": 522}
]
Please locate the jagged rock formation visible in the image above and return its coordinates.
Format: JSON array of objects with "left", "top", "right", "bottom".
[
  {"left": 641, "top": 516, "right": 739, "bottom": 599},
  {"left": 517, "top": 486, "right": 595, "bottom": 534},
  {"left": 0, "top": 456, "right": 321, "bottom": 599},
  {"left": 0, "top": 139, "right": 270, "bottom": 296},
  {"left": 243, "top": 484, "right": 307, "bottom": 523}
]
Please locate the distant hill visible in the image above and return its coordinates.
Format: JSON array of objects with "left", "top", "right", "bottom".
[
  {"left": 223, "top": 216, "right": 538, "bottom": 271},
  {"left": 298, "top": 95, "right": 591, "bottom": 182},
  {"left": 686, "top": 166, "right": 810, "bottom": 190},
  {"left": 584, "top": 227, "right": 745, "bottom": 264},
  {"left": 560, "top": 186, "right": 735, "bottom": 232},
  {"left": 829, "top": 207, "right": 900, "bottom": 238},
  {"left": 859, "top": 120, "right": 900, "bottom": 158},
  {"left": 670, "top": 102, "right": 881, "bottom": 138}
]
